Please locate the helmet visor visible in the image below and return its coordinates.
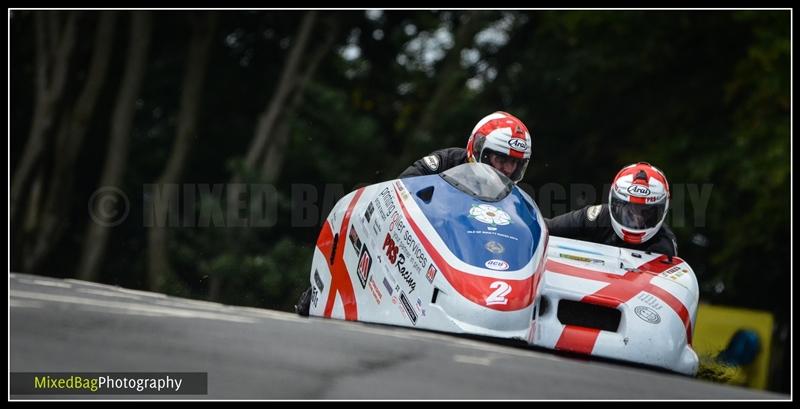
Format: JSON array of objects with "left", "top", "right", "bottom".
[
  {"left": 481, "top": 150, "right": 529, "bottom": 182},
  {"left": 609, "top": 195, "right": 666, "bottom": 230}
]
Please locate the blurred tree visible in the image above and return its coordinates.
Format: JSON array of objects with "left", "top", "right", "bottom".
[
  {"left": 148, "top": 13, "right": 218, "bottom": 292},
  {"left": 11, "top": 11, "right": 78, "bottom": 241},
  {"left": 78, "top": 11, "right": 152, "bottom": 281},
  {"left": 24, "top": 12, "right": 118, "bottom": 273}
]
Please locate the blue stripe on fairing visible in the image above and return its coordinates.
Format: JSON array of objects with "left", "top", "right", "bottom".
[
  {"left": 553, "top": 245, "right": 606, "bottom": 256},
  {"left": 400, "top": 175, "right": 541, "bottom": 271}
]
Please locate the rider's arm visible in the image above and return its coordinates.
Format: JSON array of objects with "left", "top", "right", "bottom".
[
  {"left": 544, "top": 205, "right": 596, "bottom": 239},
  {"left": 646, "top": 225, "right": 678, "bottom": 256},
  {"left": 398, "top": 156, "right": 438, "bottom": 178},
  {"left": 398, "top": 148, "right": 465, "bottom": 179}
]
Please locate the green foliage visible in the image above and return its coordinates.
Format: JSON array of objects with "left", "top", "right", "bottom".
[{"left": 696, "top": 352, "right": 742, "bottom": 385}]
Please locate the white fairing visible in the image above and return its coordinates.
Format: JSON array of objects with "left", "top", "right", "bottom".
[
  {"left": 309, "top": 178, "right": 547, "bottom": 341},
  {"left": 531, "top": 236, "right": 699, "bottom": 375},
  {"left": 308, "top": 174, "right": 700, "bottom": 376}
]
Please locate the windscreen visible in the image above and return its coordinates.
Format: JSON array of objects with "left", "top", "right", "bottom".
[{"left": 440, "top": 163, "right": 513, "bottom": 202}]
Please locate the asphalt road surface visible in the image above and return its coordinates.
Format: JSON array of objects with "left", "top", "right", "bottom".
[{"left": 9, "top": 273, "right": 788, "bottom": 400}]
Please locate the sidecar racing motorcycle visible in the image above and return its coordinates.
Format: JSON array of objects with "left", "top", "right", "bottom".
[{"left": 305, "top": 163, "right": 699, "bottom": 375}]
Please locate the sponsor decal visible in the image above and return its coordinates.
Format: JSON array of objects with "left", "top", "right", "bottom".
[
  {"left": 383, "top": 233, "right": 400, "bottom": 264},
  {"left": 388, "top": 211, "right": 428, "bottom": 275},
  {"left": 627, "top": 184, "right": 651, "bottom": 197},
  {"left": 368, "top": 276, "right": 382, "bottom": 304},
  {"left": 399, "top": 291, "right": 418, "bottom": 325},
  {"left": 508, "top": 138, "right": 528, "bottom": 151},
  {"left": 382, "top": 277, "right": 394, "bottom": 295},
  {"left": 486, "top": 281, "right": 511, "bottom": 306},
  {"left": 469, "top": 204, "right": 512, "bottom": 227},
  {"left": 372, "top": 221, "right": 381, "bottom": 236},
  {"left": 357, "top": 247, "right": 372, "bottom": 289},
  {"left": 586, "top": 204, "right": 602, "bottom": 222},
  {"left": 659, "top": 265, "right": 687, "bottom": 281},
  {"left": 415, "top": 297, "right": 426, "bottom": 317},
  {"left": 425, "top": 264, "right": 437, "bottom": 283},
  {"left": 402, "top": 229, "right": 428, "bottom": 272},
  {"left": 422, "top": 155, "right": 440, "bottom": 171},
  {"left": 311, "top": 286, "right": 319, "bottom": 308},
  {"left": 375, "top": 188, "right": 396, "bottom": 221},
  {"left": 394, "top": 181, "right": 410, "bottom": 200},
  {"left": 485, "top": 259, "right": 510, "bottom": 271},
  {"left": 364, "top": 202, "right": 375, "bottom": 223},
  {"left": 634, "top": 305, "right": 661, "bottom": 324},
  {"left": 383, "top": 233, "right": 416, "bottom": 293},
  {"left": 637, "top": 293, "right": 663, "bottom": 310},
  {"left": 485, "top": 241, "right": 505, "bottom": 254},
  {"left": 348, "top": 225, "right": 362, "bottom": 252},
  {"left": 558, "top": 253, "right": 605, "bottom": 265},
  {"left": 395, "top": 254, "right": 416, "bottom": 294},
  {"left": 313, "top": 269, "right": 324, "bottom": 292},
  {"left": 389, "top": 212, "right": 401, "bottom": 232},
  {"left": 661, "top": 265, "right": 681, "bottom": 276},
  {"left": 466, "top": 229, "right": 519, "bottom": 241}
]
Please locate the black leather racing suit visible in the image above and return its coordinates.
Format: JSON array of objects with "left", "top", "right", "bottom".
[
  {"left": 545, "top": 204, "right": 678, "bottom": 256},
  {"left": 398, "top": 147, "right": 468, "bottom": 178}
]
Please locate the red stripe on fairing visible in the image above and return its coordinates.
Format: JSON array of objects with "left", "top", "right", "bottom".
[
  {"left": 548, "top": 254, "right": 693, "bottom": 351},
  {"left": 317, "top": 188, "right": 365, "bottom": 320},
  {"left": 635, "top": 255, "right": 693, "bottom": 344},
  {"left": 555, "top": 326, "right": 601, "bottom": 355},
  {"left": 647, "top": 285, "right": 693, "bottom": 345},
  {"left": 393, "top": 185, "right": 536, "bottom": 311},
  {"left": 635, "top": 254, "right": 684, "bottom": 274}
]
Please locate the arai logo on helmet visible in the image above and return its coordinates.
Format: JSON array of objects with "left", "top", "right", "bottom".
[
  {"left": 507, "top": 138, "right": 528, "bottom": 151},
  {"left": 485, "top": 259, "right": 509, "bottom": 271},
  {"left": 627, "top": 184, "right": 651, "bottom": 197}
]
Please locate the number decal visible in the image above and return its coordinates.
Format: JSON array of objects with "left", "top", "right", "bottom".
[{"left": 486, "top": 281, "right": 511, "bottom": 306}]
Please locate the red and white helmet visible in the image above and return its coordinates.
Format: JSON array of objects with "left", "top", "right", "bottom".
[
  {"left": 608, "top": 162, "right": 670, "bottom": 244},
  {"left": 466, "top": 111, "right": 532, "bottom": 183}
]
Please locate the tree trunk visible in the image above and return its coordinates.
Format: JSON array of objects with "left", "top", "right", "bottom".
[
  {"left": 211, "top": 11, "right": 318, "bottom": 300},
  {"left": 260, "top": 17, "right": 339, "bottom": 183},
  {"left": 243, "top": 11, "right": 318, "bottom": 171},
  {"left": 148, "top": 13, "right": 217, "bottom": 292},
  {"left": 409, "top": 12, "right": 490, "bottom": 147},
  {"left": 77, "top": 12, "right": 152, "bottom": 282},
  {"left": 11, "top": 11, "right": 78, "bottom": 239},
  {"left": 25, "top": 12, "right": 118, "bottom": 274}
]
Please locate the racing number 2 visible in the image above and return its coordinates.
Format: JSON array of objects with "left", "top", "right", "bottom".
[{"left": 486, "top": 281, "right": 511, "bottom": 306}]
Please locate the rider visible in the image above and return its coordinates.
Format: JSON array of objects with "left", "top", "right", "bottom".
[
  {"left": 546, "top": 162, "right": 678, "bottom": 256},
  {"left": 398, "top": 111, "right": 533, "bottom": 183},
  {"left": 295, "top": 111, "right": 534, "bottom": 316}
]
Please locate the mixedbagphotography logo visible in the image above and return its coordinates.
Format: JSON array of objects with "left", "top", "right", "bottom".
[
  {"left": 84, "top": 182, "right": 713, "bottom": 230},
  {"left": 88, "top": 186, "right": 130, "bottom": 227},
  {"left": 10, "top": 372, "right": 208, "bottom": 395}
]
